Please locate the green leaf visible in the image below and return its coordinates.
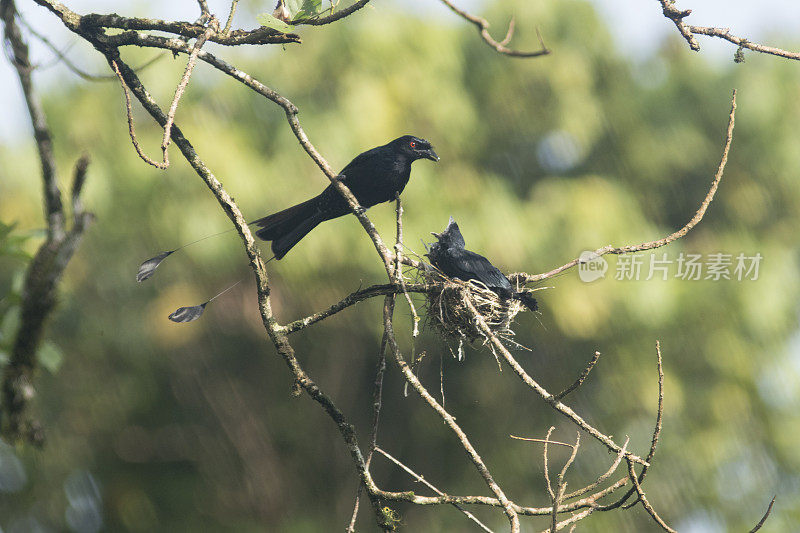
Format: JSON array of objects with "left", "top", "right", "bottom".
[
  {"left": 256, "top": 13, "right": 295, "bottom": 33},
  {"left": 292, "top": 0, "right": 323, "bottom": 21},
  {"left": 284, "top": 0, "right": 304, "bottom": 16},
  {"left": 38, "top": 341, "right": 63, "bottom": 373},
  {"left": 303, "top": 0, "right": 323, "bottom": 14}
]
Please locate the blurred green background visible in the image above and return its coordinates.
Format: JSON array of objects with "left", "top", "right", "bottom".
[{"left": 2, "top": 0, "right": 800, "bottom": 531}]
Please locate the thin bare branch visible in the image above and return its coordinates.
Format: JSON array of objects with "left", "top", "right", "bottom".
[
  {"left": 160, "top": 22, "right": 216, "bottom": 169},
  {"left": 347, "top": 332, "right": 389, "bottom": 532},
  {"left": 512, "top": 89, "right": 737, "bottom": 284},
  {"left": 18, "top": 15, "right": 162, "bottom": 81},
  {"left": 509, "top": 435, "right": 576, "bottom": 449},
  {"left": 594, "top": 341, "right": 665, "bottom": 511},
  {"left": 438, "top": 0, "right": 549, "bottom": 57},
  {"left": 657, "top": 0, "right": 800, "bottom": 60},
  {"left": 109, "top": 21, "right": 213, "bottom": 170},
  {"left": 110, "top": 59, "right": 168, "bottom": 169},
  {"left": 222, "top": 0, "right": 239, "bottom": 35},
  {"left": 383, "top": 295, "right": 520, "bottom": 532},
  {"left": 626, "top": 459, "right": 676, "bottom": 533},
  {"left": 687, "top": 26, "right": 800, "bottom": 61},
  {"left": 460, "top": 295, "right": 648, "bottom": 466},
  {"left": 553, "top": 351, "right": 601, "bottom": 401},
  {"left": 394, "top": 196, "right": 421, "bottom": 336},
  {"left": 552, "top": 433, "right": 581, "bottom": 532},
  {"left": 563, "top": 437, "right": 628, "bottom": 500},
  {"left": 375, "top": 447, "right": 495, "bottom": 533},
  {"left": 282, "top": 283, "right": 430, "bottom": 334},
  {"left": 539, "top": 508, "right": 595, "bottom": 533},
  {"left": 543, "top": 427, "right": 556, "bottom": 503},
  {"left": 749, "top": 496, "right": 776, "bottom": 533}
]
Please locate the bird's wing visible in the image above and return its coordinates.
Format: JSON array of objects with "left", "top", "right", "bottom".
[
  {"left": 449, "top": 250, "right": 512, "bottom": 293},
  {"left": 339, "top": 145, "right": 384, "bottom": 179}
]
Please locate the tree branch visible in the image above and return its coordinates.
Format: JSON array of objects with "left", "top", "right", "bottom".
[
  {"left": 375, "top": 446, "right": 495, "bottom": 532},
  {"left": 78, "top": 12, "right": 299, "bottom": 46},
  {"left": 295, "top": 0, "right": 371, "bottom": 26},
  {"left": 553, "top": 351, "right": 601, "bottom": 401},
  {"left": 657, "top": 1, "right": 800, "bottom": 61},
  {"left": 512, "top": 89, "right": 737, "bottom": 284},
  {"left": 382, "top": 295, "right": 521, "bottom": 531},
  {"left": 439, "top": 0, "right": 549, "bottom": 57},
  {"left": 1, "top": 0, "right": 93, "bottom": 444},
  {"left": 461, "top": 294, "right": 648, "bottom": 466}
]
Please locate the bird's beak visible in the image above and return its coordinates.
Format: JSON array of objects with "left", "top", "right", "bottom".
[
  {"left": 423, "top": 148, "right": 440, "bottom": 162},
  {"left": 430, "top": 231, "right": 441, "bottom": 238}
]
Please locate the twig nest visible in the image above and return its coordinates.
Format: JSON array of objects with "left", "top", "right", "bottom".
[{"left": 419, "top": 267, "right": 524, "bottom": 351}]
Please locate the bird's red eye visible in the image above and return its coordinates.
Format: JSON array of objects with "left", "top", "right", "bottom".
[{"left": 409, "top": 141, "right": 416, "bottom": 148}]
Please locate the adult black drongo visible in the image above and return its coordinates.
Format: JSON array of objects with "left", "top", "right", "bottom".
[
  {"left": 254, "top": 135, "right": 439, "bottom": 259},
  {"left": 426, "top": 217, "right": 538, "bottom": 312}
]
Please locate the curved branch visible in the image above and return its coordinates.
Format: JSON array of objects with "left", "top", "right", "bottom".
[
  {"left": 626, "top": 459, "right": 676, "bottom": 533},
  {"left": 512, "top": 89, "right": 737, "bottom": 284},
  {"left": 283, "top": 283, "right": 429, "bottom": 334},
  {"left": 594, "top": 341, "right": 665, "bottom": 511},
  {"left": 553, "top": 351, "right": 601, "bottom": 401},
  {"left": 439, "top": 0, "right": 549, "bottom": 57},
  {"left": 750, "top": 496, "right": 776, "bottom": 533},
  {"left": 658, "top": 1, "right": 800, "bottom": 61},
  {"left": 687, "top": 26, "right": 800, "bottom": 61}
]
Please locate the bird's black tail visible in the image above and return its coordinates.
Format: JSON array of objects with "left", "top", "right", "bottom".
[
  {"left": 515, "top": 291, "right": 538, "bottom": 312},
  {"left": 253, "top": 197, "right": 324, "bottom": 260}
]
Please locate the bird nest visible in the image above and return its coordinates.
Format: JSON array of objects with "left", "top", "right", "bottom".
[{"left": 417, "top": 267, "right": 528, "bottom": 358}]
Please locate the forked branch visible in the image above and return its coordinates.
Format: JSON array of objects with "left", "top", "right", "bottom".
[
  {"left": 657, "top": 1, "right": 800, "bottom": 61},
  {"left": 439, "top": 0, "right": 549, "bottom": 57},
  {"left": 511, "top": 89, "right": 737, "bottom": 284}
]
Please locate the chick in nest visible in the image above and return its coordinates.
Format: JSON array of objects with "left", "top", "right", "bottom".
[
  {"left": 426, "top": 217, "right": 538, "bottom": 312},
  {"left": 420, "top": 217, "right": 539, "bottom": 349}
]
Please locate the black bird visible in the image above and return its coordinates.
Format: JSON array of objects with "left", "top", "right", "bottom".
[
  {"left": 426, "top": 217, "right": 538, "bottom": 312},
  {"left": 254, "top": 135, "right": 439, "bottom": 259}
]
